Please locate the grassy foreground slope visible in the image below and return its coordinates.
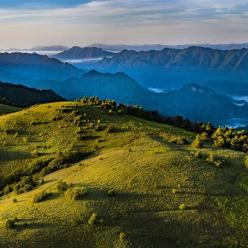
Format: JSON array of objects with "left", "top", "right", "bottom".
[{"left": 0, "top": 101, "right": 248, "bottom": 248}]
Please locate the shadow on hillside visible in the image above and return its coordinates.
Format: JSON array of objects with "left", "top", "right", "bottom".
[
  {"left": 83, "top": 188, "right": 234, "bottom": 248},
  {"left": 0, "top": 149, "right": 31, "bottom": 161},
  {"left": 157, "top": 185, "right": 245, "bottom": 197},
  {"left": 148, "top": 134, "right": 189, "bottom": 151}
]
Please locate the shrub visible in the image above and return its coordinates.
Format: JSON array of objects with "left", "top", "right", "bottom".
[
  {"left": 19, "top": 184, "right": 34, "bottom": 194},
  {"left": 95, "top": 124, "right": 107, "bottom": 132},
  {"left": 244, "top": 156, "right": 248, "bottom": 169},
  {"left": 191, "top": 135, "right": 203, "bottom": 149},
  {"left": 12, "top": 198, "right": 18, "bottom": 203},
  {"left": 171, "top": 188, "right": 177, "bottom": 194},
  {"left": 169, "top": 137, "right": 188, "bottom": 145},
  {"left": 46, "top": 150, "right": 92, "bottom": 173},
  {"left": 33, "top": 191, "right": 51, "bottom": 203},
  {"left": 87, "top": 213, "right": 98, "bottom": 225},
  {"left": 31, "top": 149, "right": 41, "bottom": 157},
  {"left": 3, "top": 185, "right": 12, "bottom": 195},
  {"left": 194, "top": 151, "right": 202, "bottom": 158},
  {"left": 179, "top": 204, "right": 186, "bottom": 210},
  {"left": 56, "top": 181, "right": 69, "bottom": 192},
  {"left": 207, "top": 153, "right": 224, "bottom": 168},
  {"left": 119, "top": 232, "right": 127, "bottom": 241},
  {"left": 213, "top": 135, "right": 226, "bottom": 148},
  {"left": 65, "top": 187, "right": 88, "bottom": 200},
  {"left": 200, "top": 132, "right": 209, "bottom": 141},
  {"left": 106, "top": 125, "right": 122, "bottom": 133},
  {"left": 107, "top": 190, "right": 116, "bottom": 197},
  {"left": 5, "top": 219, "right": 16, "bottom": 229}
]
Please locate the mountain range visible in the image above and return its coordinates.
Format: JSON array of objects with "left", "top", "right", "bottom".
[
  {"left": 80, "top": 46, "right": 248, "bottom": 95},
  {"left": 35, "top": 70, "right": 248, "bottom": 125},
  {"left": 1, "top": 49, "right": 248, "bottom": 125},
  {"left": 97, "top": 46, "right": 248, "bottom": 72},
  {"left": 90, "top": 43, "right": 248, "bottom": 51},
  {"left": 52, "top": 46, "right": 248, "bottom": 97}
]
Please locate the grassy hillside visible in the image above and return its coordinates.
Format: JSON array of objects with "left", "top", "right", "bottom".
[
  {"left": 0, "top": 104, "right": 20, "bottom": 116},
  {"left": 0, "top": 100, "right": 248, "bottom": 247}
]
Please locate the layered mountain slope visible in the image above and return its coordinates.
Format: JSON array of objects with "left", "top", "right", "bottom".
[
  {"left": 39, "top": 71, "right": 156, "bottom": 109},
  {"left": 37, "top": 72, "right": 248, "bottom": 125},
  {"left": 0, "top": 53, "right": 82, "bottom": 86},
  {"left": 0, "top": 101, "right": 247, "bottom": 247},
  {"left": 83, "top": 46, "right": 248, "bottom": 95},
  {"left": 100, "top": 46, "right": 248, "bottom": 72},
  {"left": 157, "top": 84, "right": 248, "bottom": 124}
]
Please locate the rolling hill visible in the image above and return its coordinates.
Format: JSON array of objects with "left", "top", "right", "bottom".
[
  {"left": 0, "top": 99, "right": 247, "bottom": 247},
  {"left": 0, "top": 81, "right": 64, "bottom": 107}
]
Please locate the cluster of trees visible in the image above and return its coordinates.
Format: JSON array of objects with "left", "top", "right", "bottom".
[
  {"left": 79, "top": 97, "right": 205, "bottom": 132},
  {"left": 211, "top": 127, "right": 248, "bottom": 152},
  {"left": 79, "top": 97, "right": 248, "bottom": 153}
]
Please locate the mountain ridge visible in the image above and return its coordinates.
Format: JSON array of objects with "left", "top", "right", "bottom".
[
  {"left": 55, "top": 46, "right": 114, "bottom": 60},
  {"left": 0, "top": 81, "right": 64, "bottom": 107}
]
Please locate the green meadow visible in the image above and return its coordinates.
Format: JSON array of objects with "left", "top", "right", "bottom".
[{"left": 0, "top": 100, "right": 247, "bottom": 247}]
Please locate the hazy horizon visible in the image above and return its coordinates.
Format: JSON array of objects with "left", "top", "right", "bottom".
[
  {"left": 0, "top": 0, "right": 248, "bottom": 49},
  {"left": 1, "top": 42, "right": 248, "bottom": 51}
]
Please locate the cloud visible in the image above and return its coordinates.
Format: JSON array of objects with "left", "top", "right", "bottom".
[{"left": 0, "top": 0, "right": 248, "bottom": 48}]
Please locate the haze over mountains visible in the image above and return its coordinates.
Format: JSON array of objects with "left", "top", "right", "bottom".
[
  {"left": 67, "top": 46, "right": 248, "bottom": 96},
  {"left": 0, "top": 52, "right": 82, "bottom": 86},
  {"left": 92, "top": 43, "right": 248, "bottom": 51},
  {"left": 1, "top": 45, "right": 248, "bottom": 126},
  {"left": 3, "top": 43, "right": 248, "bottom": 53},
  {"left": 52, "top": 71, "right": 248, "bottom": 125}
]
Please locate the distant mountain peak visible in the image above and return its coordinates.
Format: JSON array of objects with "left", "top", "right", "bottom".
[{"left": 54, "top": 46, "right": 114, "bottom": 60}]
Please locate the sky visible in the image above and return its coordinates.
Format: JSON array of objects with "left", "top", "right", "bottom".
[{"left": 0, "top": 0, "right": 248, "bottom": 49}]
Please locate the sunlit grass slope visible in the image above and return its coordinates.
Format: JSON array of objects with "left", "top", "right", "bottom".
[
  {"left": 0, "top": 101, "right": 247, "bottom": 248},
  {"left": 0, "top": 104, "right": 20, "bottom": 116}
]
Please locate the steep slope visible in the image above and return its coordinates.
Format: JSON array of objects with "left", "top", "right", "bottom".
[
  {"left": 0, "top": 52, "right": 82, "bottom": 86},
  {"left": 0, "top": 81, "right": 64, "bottom": 107},
  {"left": 55, "top": 47, "right": 114, "bottom": 60},
  {"left": 0, "top": 101, "right": 247, "bottom": 247},
  {"left": 100, "top": 46, "right": 248, "bottom": 72}
]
